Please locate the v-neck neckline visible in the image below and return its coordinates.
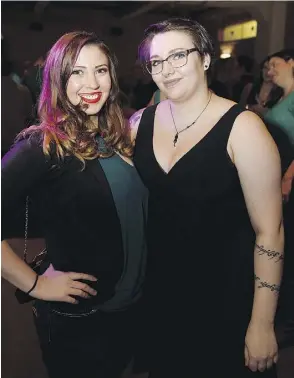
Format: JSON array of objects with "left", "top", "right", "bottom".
[{"left": 152, "top": 104, "right": 237, "bottom": 176}]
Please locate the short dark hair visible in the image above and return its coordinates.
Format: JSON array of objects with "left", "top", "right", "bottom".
[
  {"left": 138, "top": 18, "right": 214, "bottom": 65},
  {"left": 269, "top": 49, "right": 294, "bottom": 62}
]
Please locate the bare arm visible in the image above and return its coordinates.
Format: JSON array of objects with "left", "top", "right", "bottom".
[
  {"left": 1, "top": 240, "right": 97, "bottom": 302},
  {"left": 1, "top": 240, "right": 38, "bottom": 293},
  {"left": 230, "top": 110, "right": 284, "bottom": 325}
]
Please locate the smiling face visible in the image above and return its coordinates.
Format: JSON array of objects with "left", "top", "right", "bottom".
[
  {"left": 148, "top": 31, "right": 209, "bottom": 102},
  {"left": 268, "top": 56, "right": 294, "bottom": 88},
  {"left": 66, "top": 44, "right": 111, "bottom": 116}
]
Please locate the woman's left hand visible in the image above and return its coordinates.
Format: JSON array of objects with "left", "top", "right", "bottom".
[{"left": 245, "top": 321, "right": 278, "bottom": 372}]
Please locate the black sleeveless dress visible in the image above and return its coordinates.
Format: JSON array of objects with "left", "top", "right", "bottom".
[{"left": 133, "top": 104, "right": 277, "bottom": 378}]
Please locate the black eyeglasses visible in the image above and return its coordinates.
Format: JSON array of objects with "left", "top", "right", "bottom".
[{"left": 146, "top": 48, "right": 198, "bottom": 75}]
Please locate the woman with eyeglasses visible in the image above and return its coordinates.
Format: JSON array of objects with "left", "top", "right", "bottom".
[{"left": 130, "top": 18, "right": 284, "bottom": 378}]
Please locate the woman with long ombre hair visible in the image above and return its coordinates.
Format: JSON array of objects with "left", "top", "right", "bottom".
[{"left": 1, "top": 31, "right": 148, "bottom": 378}]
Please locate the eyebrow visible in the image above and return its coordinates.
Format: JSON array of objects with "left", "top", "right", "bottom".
[
  {"left": 150, "top": 48, "right": 188, "bottom": 60},
  {"left": 73, "top": 64, "right": 108, "bottom": 69}
]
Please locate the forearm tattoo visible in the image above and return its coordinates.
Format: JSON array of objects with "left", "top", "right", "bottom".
[
  {"left": 255, "top": 243, "right": 284, "bottom": 263},
  {"left": 254, "top": 274, "right": 280, "bottom": 294}
]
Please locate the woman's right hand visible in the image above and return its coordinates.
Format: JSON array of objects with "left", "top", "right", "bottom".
[{"left": 32, "top": 265, "right": 98, "bottom": 304}]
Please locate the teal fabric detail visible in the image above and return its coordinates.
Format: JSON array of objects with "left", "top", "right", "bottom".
[
  {"left": 154, "top": 89, "right": 161, "bottom": 104},
  {"left": 97, "top": 137, "right": 148, "bottom": 311},
  {"left": 264, "top": 92, "right": 294, "bottom": 145}
]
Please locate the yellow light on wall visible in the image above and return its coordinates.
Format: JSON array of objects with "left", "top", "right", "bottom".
[
  {"left": 224, "top": 24, "right": 243, "bottom": 42},
  {"left": 242, "top": 20, "right": 258, "bottom": 39},
  {"left": 221, "top": 20, "right": 258, "bottom": 42}
]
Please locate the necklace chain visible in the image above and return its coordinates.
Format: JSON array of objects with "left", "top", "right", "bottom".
[{"left": 170, "top": 91, "right": 212, "bottom": 147}]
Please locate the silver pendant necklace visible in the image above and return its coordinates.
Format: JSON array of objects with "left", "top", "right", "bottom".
[{"left": 170, "top": 91, "right": 212, "bottom": 147}]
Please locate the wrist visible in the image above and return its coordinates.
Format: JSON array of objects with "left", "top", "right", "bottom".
[
  {"left": 249, "top": 317, "right": 274, "bottom": 328},
  {"left": 26, "top": 274, "right": 39, "bottom": 295},
  {"left": 30, "top": 275, "right": 46, "bottom": 299}
]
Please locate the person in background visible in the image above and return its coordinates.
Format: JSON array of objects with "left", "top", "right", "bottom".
[
  {"left": 232, "top": 55, "right": 255, "bottom": 103},
  {"left": 241, "top": 57, "right": 282, "bottom": 113},
  {"left": 209, "top": 57, "right": 231, "bottom": 99},
  {"left": 1, "top": 59, "right": 34, "bottom": 156},
  {"left": 22, "top": 54, "right": 46, "bottom": 119},
  {"left": 131, "top": 17, "right": 283, "bottom": 378},
  {"left": 265, "top": 49, "right": 294, "bottom": 205},
  {"left": 265, "top": 49, "right": 294, "bottom": 146},
  {"left": 118, "top": 88, "right": 137, "bottom": 120},
  {"left": 265, "top": 52, "right": 294, "bottom": 378},
  {"left": 1, "top": 31, "right": 148, "bottom": 378},
  {"left": 130, "top": 60, "right": 158, "bottom": 110}
]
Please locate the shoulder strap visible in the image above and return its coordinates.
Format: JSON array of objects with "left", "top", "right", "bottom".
[
  {"left": 207, "top": 104, "right": 248, "bottom": 151},
  {"left": 141, "top": 104, "right": 158, "bottom": 121},
  {"left": 134, "top": 104, "right": 159, "bottom": 157},
  {"left": 136, "top": 104, "right": 158, "bottom": 141},
  {"left": 220, "top": 104, "right": 247, "bottom": 138},
  {"left": 225, "top": 104, "right": 246, "bottom": 123}
]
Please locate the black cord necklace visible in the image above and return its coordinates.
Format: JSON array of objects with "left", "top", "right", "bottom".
[{"left": 170, "top": 91, "right": 212, "bottom": 147}]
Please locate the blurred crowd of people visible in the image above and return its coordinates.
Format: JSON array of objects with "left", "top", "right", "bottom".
[
  {"left": 2, "top": 46, "right": 294, "bottom": 156},
  {"left": 1, "top": 50, "right": 45, "bottom": 156},
  {"left": 146, "top": 51, "right": 294, "bottom": 139}
]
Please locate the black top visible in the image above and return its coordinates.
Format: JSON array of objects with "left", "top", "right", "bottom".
[
  {"left": 133, "top": 104, "right": 276, "bottom": 376},
  {"left": 2, "top": 134, "right": 147, "bottom": 313},
  {"left": 134, "top": 104, "right": 254, "bottom": 305}
]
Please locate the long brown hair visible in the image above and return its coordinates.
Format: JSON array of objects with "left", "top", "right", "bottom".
[{"left": 20, "top": 31, "right": 132, "bottom": 164}]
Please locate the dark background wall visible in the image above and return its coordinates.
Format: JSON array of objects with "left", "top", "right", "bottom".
[{"left": 3, "top": 1, "right": 292, "bottom": 77}]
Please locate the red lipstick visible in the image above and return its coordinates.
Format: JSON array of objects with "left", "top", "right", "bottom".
[{"left": 79, "top": 91, "right": 102, "bottom": 104}]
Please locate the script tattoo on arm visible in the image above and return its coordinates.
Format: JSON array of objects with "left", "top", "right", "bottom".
[
  {"left": 255, "top": 243, "right": 284, "bottom": 263},
  {"left": 254, "top": 274, "right": 280, "bottom": 294}
]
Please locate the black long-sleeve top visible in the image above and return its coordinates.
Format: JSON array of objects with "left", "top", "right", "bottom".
[{"left": 1, "top": 134, "right": 132, "bottom": 313}]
